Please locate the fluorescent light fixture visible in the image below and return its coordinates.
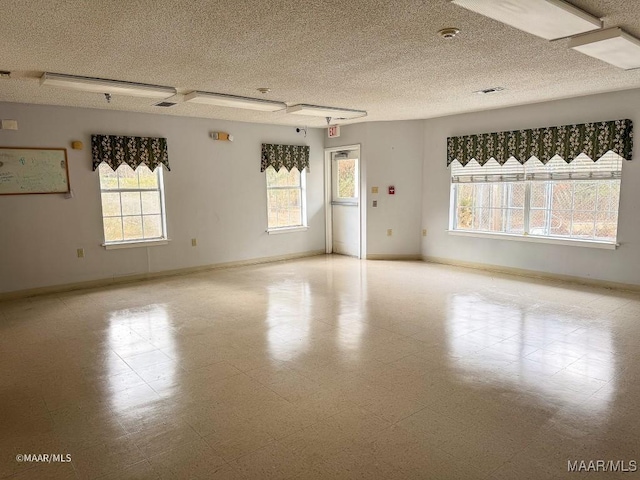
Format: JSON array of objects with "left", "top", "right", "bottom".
[
  {"left": 40, "top": 72, "right": 176, "bottom": 98},
  {"left": 286, "top": 104, "right": 367, "bottom": 119},
  {"left": 184, "top": 91, "right": 286, "bottom": 112},
  {"left": 451, "top": 0, "right": 601, "bottom": 40},
  {"left": 569, "top": 28, "right": 640, "bottom": 70}
]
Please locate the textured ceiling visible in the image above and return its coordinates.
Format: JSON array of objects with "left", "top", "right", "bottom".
[{"left": 1, "top": 0, "right": 640, "bottom": 127}]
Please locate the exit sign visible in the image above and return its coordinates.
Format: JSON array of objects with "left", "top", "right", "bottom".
[{"left": 328, "top": 125, "right": 340, "bottom": 138}]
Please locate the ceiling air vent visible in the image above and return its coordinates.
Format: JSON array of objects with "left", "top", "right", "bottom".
[
  {"left": 474, "top": 87, "right": 506, "bottom": 95},
  {"left": 154, "top": 101, "right": 177, "bottom": 107}
]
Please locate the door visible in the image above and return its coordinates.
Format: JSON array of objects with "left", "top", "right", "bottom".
[{"left": 331, "top": 150, "right": 360, "bottom": 257}]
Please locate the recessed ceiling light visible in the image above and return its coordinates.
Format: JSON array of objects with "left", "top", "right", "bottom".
[
  {"left": 474, "top": 87, "right": 506, "bottom": 94},
  {"left": 0, "top": 71, "right": 11, "bottom": 79},
  {"left": 286, "top": 104, "right": 367, "bottom": 119},
  {"left": 569, "top": 27, "right": 640, "bottom": 70},
  {"left": 438, "top": 28, "right": 460, "bottom": 39},
  {"left": 257, "top": 87, "right": 271, "bottom": 94},
  {"left": 40, "top": 72, "right": 176, "bottom": 98},
  {"left": 451, "top": 0, "right": 602, "bottom": 40},
  {"left": 184, "top": 91, "right": 286, "bottom": 112}
]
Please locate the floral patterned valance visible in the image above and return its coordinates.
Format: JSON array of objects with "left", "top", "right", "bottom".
[
  {"left": 447, "top": 119, "right": 633, "bottom": 167},
  {"left": 261, "top": 144, "right": 309, "bottom": 172},
  {"left": 91, "top": 135, "right": 170, "bottom": 171}
]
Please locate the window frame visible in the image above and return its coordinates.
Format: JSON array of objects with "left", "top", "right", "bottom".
[
  {"left": 98, "top": 164, "right": 169, "bottom": 248},
  {"left": 448, "top": 160, "right": 622, "bottom": 250},
  {"left": 265, "top": 166, "right": 308, "bottom": 234}
]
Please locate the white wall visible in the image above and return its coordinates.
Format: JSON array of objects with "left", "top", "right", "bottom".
[
  {"left": 0, "top": 102, "right": 325, "bottom": 294},
  {"left": 326, "top": 121, "right": 424, "bottom": 258},
  {"left": 422, "top": 89, "right": 640, "bottom": 286}
]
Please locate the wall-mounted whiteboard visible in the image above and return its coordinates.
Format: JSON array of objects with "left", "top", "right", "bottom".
[{"left": 0, "top": 147, "right": 70, "bottom": 195}]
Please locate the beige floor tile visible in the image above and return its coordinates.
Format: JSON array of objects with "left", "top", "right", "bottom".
[
  {"left": 2, "top": 256, "right": 640, "bottom": 479},
  {"left": 147, "top": 438, "right": 226, "bottom": 479}
]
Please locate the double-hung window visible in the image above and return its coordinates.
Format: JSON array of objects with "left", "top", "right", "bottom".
[
  {"left": 450, "top": 152, "right": 622, "bottom": 244},
  {"left": 98, "top": 164, "right": 167, "bottom": 245},
  {"left": 266, "top": 166, "right": 307, "bottom": 231}
]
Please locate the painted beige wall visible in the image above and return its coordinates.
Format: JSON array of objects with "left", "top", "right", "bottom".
[
  {"left": 326, "top": 121, "right": 424, "bottom": 258},
  {"left": 0, "top": 102, "right": 325, "bottom": 293}
]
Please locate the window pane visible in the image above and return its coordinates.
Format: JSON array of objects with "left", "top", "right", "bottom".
[
  {"left": 337, "top": 159, "right": 357, "bottom": 198},
  {"left": 141, "top": 191, "right": 161, "bottom": 214},
  {"left": 596, "top": 182, "right": 620, "bottom": 212},
  {"left": 121, "top": 192, "right": 142, "bottom": 215},
  {"left": 506, "top": 209, "right": 525, "bottom": 234},
  {"left": 117, "top": 165, "right": 139, "bottom": 189},
  {"left": 267, "top": 188, "right": 301, "bottom": 228},
  {"left": 529, "top": 210, "right": 549, "bottom": 236},
  {"left": 123, "top": 216, "right": 144, "bottom": 240},
  {"left": 571, "top": 211, "right": 596, "bottom": 238},
  {"left": 143, "top": 215, "right": 162, "bottom": 238},
  {"left": 138, "top": 166, "right": 159, "bottom": 189},
  {"left": 266, "top": 167, "right": 300, "bottom": 187},
  {"left": 103, "top": 217, "right": 123, "bottom": 242},
  {"left": 573, "top": 182, "right": 597, "bottom": 212},
  {"left": 596, "top": 212, "right": 618, "bottom": 240},
  {"left": 551, "top": 182, "right": 573, "bottom": 210},
  {"left": 99, "top": 164, "right": 118, "bottom": 189},
  {"left": 550, "top": 211, "right": 572, "bottom": 236},
  {"left": 531, "top": 183, "right": 549, "bottom": 208},
  {"left": 508, "top": 184, "right": 525, "bottom": 208},
  {"left": 101, "top": 192, "right": 121, "bottom": 217}
]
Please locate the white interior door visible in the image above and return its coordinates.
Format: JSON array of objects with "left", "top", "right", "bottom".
[{"left": 331, "top": 150, "right": 360, "bottom": 257}]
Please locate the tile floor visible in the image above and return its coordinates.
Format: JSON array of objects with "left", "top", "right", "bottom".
[{"left": 1, "top": 255, "right": 640, "bottom": 479}]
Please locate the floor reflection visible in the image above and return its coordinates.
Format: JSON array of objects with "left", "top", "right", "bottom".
[
  {"left": 447, "top": 294, "right": 614, "bottom": 416},
  {"left": 266, "top": 280, "right": 313, "bottom": 361},
  {"left": 106, "top": 304, "right": 176, "bottom": 412}
]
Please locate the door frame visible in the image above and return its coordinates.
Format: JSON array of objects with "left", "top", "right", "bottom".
[{"left": 324, "top": 144, "right": 362, "bottom": 258}]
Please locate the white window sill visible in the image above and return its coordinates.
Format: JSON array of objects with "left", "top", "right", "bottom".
[
  {"left": 267, "top": 226, "right": 309, "bottom": 235},
  {"left": 446, "top": 230, "right": 618, "bottom": 250},
  {"left": 102, "top": 239, "right": 170, "bottom": 250}
]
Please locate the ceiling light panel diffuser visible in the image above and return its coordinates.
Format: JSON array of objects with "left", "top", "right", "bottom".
[
  {"left": 569, "top": 28, "right": 640, "bottom": 70},
  {"left": 40, "top": 73, "right": 176, "bottom": 98},
  {"left": 451, "top": 0, "right": 601, "bottom": 40},
  {"left": 184, "top": 91, "right": 286, "bottom": 112},
  {"left": 286, "top": 104, "right": 367, "bottom": 119}
]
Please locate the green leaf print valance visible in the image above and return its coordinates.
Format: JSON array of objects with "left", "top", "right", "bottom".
[
  {"left": 261, "top": 144, "right": 310, "bottom": 172},
  {"left": 447, "top": 119, "right": 633, "bottom": 167},
  {"left": 91, "top": 135, "right": 170, "bottom": 171}
]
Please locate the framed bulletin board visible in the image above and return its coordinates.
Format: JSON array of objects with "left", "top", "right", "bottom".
[{"left": 0, "top": 147, "right": 70, "bottom": 195}]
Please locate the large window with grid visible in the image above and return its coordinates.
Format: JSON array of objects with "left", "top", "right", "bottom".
[
  {"left": 98, "top": 164, "right": 167, "bottom": 244},
  {"left": 450, "top": 152, "right": 622, "bottom": 243},
  {"left": 266, "top": 166, "right": 306, "bottom": 230}
]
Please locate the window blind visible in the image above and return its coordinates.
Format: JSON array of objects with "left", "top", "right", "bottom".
[{"left": 452, "top": 152, "right": 622, "bottom": 184}]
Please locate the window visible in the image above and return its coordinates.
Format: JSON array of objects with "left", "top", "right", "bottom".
[
  {"left": 98, "top": 163, "right": 167, "bottom": 244},
  {"left": 266, "top": 166, "right": 306, "bottom": 230},
  {"left": 336, "top": 158, "right": 358, "bottom": 200},
  {"left": 450, "top": 152, "right": 622, "bottom": 243}
]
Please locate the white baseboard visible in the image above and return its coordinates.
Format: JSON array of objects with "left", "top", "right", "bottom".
[
  {"left": 0, "top": 250, "right": 326, "bottom": 301},
  {"left": 422, "top": 255, "right": 640, "bottom": 293},
  {"left": 366, "top": 253, "right": 422, "bottom": 261}
]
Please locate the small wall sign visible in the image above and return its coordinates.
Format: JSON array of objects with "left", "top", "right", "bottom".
[{"left": 328, "top": 125, "right": 340, "bottom": 138}]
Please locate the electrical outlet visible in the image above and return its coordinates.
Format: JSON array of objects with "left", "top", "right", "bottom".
[
  {"left": 422, "top": 229, "right": 427, "bottom": 237},
  {"left": 387, "top": 229, "right": 392, "bottom": 236},
  {"left": 191, "top": 238, "right": 197, "bottom": 247},
  {"left": 77, "top": 248, "right": 84, "bottom": 258},
  {"left": 372, "top": 200, "right": 378, "bottom": 207}
]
